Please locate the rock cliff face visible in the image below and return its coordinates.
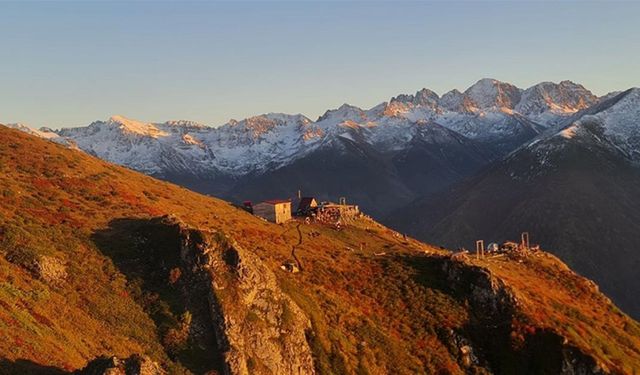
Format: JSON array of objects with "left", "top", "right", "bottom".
[
  {"left": 441, "top": 258, "right": 606, "bottom": 375},
  {"left": 77, "top": 354, "right": 165, "bottom": 375},
  {"left": 168, "top": 216, "right": 315, "bottom": 375}
]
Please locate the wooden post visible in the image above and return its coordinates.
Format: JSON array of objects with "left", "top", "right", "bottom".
[
  {"left": 521, "top": 232, "right": 530, "bottom": 250},
  {"left": 476, "top": 240, "right": 484, "bottom": 259}
]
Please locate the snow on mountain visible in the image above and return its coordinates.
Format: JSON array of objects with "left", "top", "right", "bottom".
[
  {"left": 197, "top": 113, "right": 321, "bottom": 174},
  {"left": 599, "top": 91, "right": 623, "bottom": 102},
  {"left": 390, "top": 88, "right": 440, "bottom": 110},
  {"left": 313, "top": 102, "right": 451, "bottom": 152},
  {"left": 347, "top": 79, "right": 545, "bottom": 149},
  {"left": 573, "top": 88, "right": 640, "bottom": 161},
  {"left": 108, "top": 115, "right": 169, "bottom": 137},
  {"left": 327, "top": 79, "right": 546, "bottom": 154},
  {"left": 384, "top": 79, "right": 605, "bottom": 147},
  {"left": 213, "top": 113, "right": 313, "bottom": 146},
  {"left": 5, "top": 123, "right": 62, "bottom": 141},
  {"left": 463, "top": 78, "right": 522, "bottom": 111},
  {"left": 557, "top": 123, "right": 580, "bottom": 139},
  {"left": 505, "top": 88, "right": 640, "bottom": 179},
  {"left": 439, "top": 89, "right": 466, "bottom": 113},
  {"left": 435, "top": 79, "right": 521, "bottom": 114},
  {"left": 162, "top": 120, "right": 208, "bottom": 129},
  {"left": 437, "top": 111, "right": 542, "bottom": 141},
  {"left": 57, "top": 116, "right": 206, "bottom": 175},
  {"left": 547, "top": 89, "right": 640, "bottom": 146},
  {"left": 7, "top": 79, "right": 619, "bottom": 181},
  {"left": 54, "top": 113, "right": 321, "bottom": 177},
  {"left": 516, "top": 81, "right": 599, "bottom": 125}
]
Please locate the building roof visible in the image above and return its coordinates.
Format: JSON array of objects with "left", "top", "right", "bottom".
[
  {"left": 298, "top": 197, "right": 317, "bottom": 210},
  {"left": 261, "top": 199, "right": 291, "bottom": 205}
]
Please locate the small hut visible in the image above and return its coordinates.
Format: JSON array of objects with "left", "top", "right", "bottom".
[
  {"left": 253, "top": 199, "right": 292, "bottom": 224},
  {"left": 297, "top": 197, "right": 318, "bottom": 216}
]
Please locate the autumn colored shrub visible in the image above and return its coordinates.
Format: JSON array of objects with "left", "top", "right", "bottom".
[{"left": 5, "top": 246, "right": 39, "bottom": 272}]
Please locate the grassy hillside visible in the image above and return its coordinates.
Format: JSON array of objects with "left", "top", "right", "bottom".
[
  {"left": 0, "top": 125, "right": 639, "bottom": 374},
  {"left": 389, "top": 126, "right": 640, "bottom": 320}
]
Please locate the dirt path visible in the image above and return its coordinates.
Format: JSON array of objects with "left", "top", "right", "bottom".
[
  {"left": 291, "top": 222, "right": 304, "bottom": 271},
  {"left": 280, "top": 221, "right": 304, "bottom": 271}
]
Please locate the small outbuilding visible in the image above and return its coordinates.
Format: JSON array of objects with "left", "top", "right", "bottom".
[
  {"left": 253, "top": 199, "right": 292, "bottom": 224},
  {"left": 297, "top": 197, "right": 318, "bottom": 216}
]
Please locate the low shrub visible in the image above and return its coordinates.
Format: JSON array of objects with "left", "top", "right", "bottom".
[{"left": 5, "top": 247, "right": 39, "bottom": 272}]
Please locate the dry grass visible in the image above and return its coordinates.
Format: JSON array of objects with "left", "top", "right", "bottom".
[
  {"left": 465, "top": 253, "right": 640, "bottom": 373},
  {"left": 0, "top": 125, "right": 639, "bottom": 374}
]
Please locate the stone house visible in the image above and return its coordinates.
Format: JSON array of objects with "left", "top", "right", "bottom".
[{"left": 253, "top": 199, "right": 292, "bottom": 224}]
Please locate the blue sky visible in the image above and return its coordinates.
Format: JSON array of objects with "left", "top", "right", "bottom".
[{"left": 1, "top": 1, "right": 639, "bottom": 128}]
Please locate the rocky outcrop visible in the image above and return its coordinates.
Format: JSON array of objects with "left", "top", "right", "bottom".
[
  {"left": 441, "top": 258, "right": 607, "bottom": 374},
  {"left": 442, "top": 259, "right": 519, "bottom": 318},
  {"left": 34, "top": 255, "right": 68, "bottom": 284},
  {"left": 4, "top": 248, "right": 67, "bottom": 284},
  {"left": 76, "top": 354, "right": 165, "bottom": 375},
  {"left": 164, "top": 216, "right": 315, "bottom": 375}
]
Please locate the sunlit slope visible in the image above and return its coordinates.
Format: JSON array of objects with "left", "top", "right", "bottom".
[{"left": 0, "top": 125, "right": 639, "bottom": 374}]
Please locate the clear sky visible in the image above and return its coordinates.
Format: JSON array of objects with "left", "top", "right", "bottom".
[{"left": 1, "top": 1, "right": 639, "bottom": 129}]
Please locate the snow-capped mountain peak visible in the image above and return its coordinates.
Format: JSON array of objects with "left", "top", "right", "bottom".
[
  {"left": 391, "top": 88, "right": 440, "bottom": 109},
  {"left": 515, "top": 88, "right": 640, "bottom": 175},
  {"left": 317, "top": 104, "right": 366, "bottom": 123},
  {"left": 216, "top": 113, "right": 313, "bottom": 143},
  {"left": 583, "top": 88, "right": 640, "bottom": 158},
  {"left": 439, "top": 89, "right": 466, "bottom": 112},
  {"left": 4, "top": 123, "right": 61, "bottom": 140},
  {"left": 555, "top": 87, "right": 640, "bottom": 142},
  {"left": 463, "top": 78, "right": 522, "bottom": 111},
  {"left": 515, "top": 81, "right": 598, "bottom": 124},
  {"left": 103, "top": 115, "right": 168, "bottom": 138},
  {"left": 163, "top": 120, "right": 209, "bottom": 129}
]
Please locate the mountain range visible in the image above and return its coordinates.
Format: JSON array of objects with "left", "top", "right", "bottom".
[
  {"left": 8, "top": 78, "right": 640, "bottom": 321},
  {"left": 9, "top": 79, "right": 602, "bottom": 214}
]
